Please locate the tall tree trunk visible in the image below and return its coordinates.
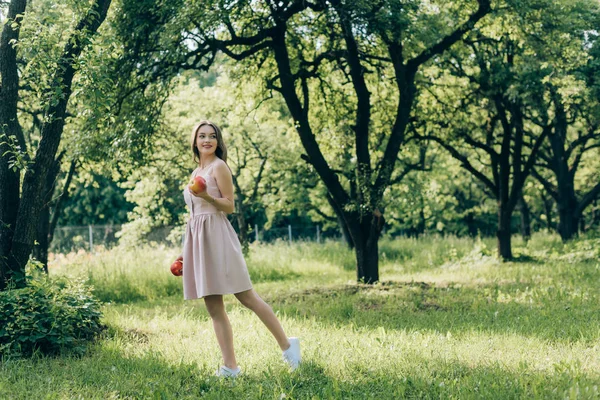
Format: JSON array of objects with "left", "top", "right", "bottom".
[
  {"left": 548, "top": 103, "right": 580, "bottom": 241},
  {"left": 231, "top": 168, "right": 254, "bottom": 257},
  {"left": 235, "top": 195, "right": 249, "bottom": 256},
  {"left": 557, "top": 201, "right": 579, "bottom": 241},
  {"left": 497, "top": 204, "right": 513, "bottom": 259},
  {"left": 417, "top": 205, "right": 426, "bottom": 237},
  {"left": 518, "top": 194, "right": 531, "bottom": 242},
  {"left": 33, "top": 153, "right": 63, "bottom": 273},
  {"left": 465, "top": 212, "right": 478, "bottom": 237},
  {"left": 355, "top": 235, "right": 379, "bottom": 284},
  {"left": 540, "top": 191, "right": 554, "bottom": 231},
  {"left": 48, "top": 158, "right": 77, "bottom": 247},
  {"left": 34, "top": 197, "right": 50, "bottom": 273},
  {"left": 0, "top": 0, "right": 28, "bottom": 290},
  {"left": 348, "top": 212, "right": 380, "bottom": 284}
]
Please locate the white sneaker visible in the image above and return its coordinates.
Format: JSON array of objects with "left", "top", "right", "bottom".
[
  {"left": 216, "top": 365, "right": 241, "bottom": 378},
  {"left": 282, "top": 337, "right": 301, "bottom": 370}
]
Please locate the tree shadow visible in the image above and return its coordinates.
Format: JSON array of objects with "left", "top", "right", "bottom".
[
  {"left": 106, "top": 277, "right": 600, "bottom": 345},
  {"left": 263, "top": 280, "right": 600, "bottom": 344}
]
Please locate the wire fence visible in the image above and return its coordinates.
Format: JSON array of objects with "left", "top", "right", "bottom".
[
  {"left": 49, "top": 223, "right": 342, "bottom": 255},
  {"left": 50, "top": 224, "right": 121, "bottom": 254}
]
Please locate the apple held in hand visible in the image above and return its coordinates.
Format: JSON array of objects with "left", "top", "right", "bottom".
[
  {"left": 170, "top": 256, "right": 183, "bottom": 276},
  {"left": 189, "top": 176, "right": 207, "bottom": 193}
]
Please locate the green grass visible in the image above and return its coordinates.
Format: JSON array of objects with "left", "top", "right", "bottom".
[{"left": 1, "top": 233, "right": 599, "bottom": 399}]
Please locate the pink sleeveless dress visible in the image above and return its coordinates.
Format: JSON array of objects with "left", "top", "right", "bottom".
[{"left": 182, "top": 160, "right": 253, "bottom": 300}]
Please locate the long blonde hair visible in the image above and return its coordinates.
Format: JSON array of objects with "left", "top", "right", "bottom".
[{"left": 190, "top": 120, "right": 228, "bottom": 164}]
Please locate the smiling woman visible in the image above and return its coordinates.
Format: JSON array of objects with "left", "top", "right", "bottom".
[{"left": 178, "top": 120, "right": 301, "bottom": 378}]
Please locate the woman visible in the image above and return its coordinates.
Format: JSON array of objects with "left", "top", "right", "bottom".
[{"left": 180, "top": 120, "right": 301, "bottom": 378}]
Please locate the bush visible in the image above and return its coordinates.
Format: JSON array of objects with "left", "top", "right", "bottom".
[{"left": 0, "top": 276, "right": 106, "bottom": 358}]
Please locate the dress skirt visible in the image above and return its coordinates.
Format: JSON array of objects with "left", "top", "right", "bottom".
[{"left": 182, "top": 163, "right": 253, "bottom": 300}]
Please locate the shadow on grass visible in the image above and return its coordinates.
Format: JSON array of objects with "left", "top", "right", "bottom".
[
  {"left": 508, "top": 254, "right": 545, "bottom": 264},
  {"left": 264, "top": 281, "right": 600, "bottom": 344},
  {"left": 104, "top": 277, "right": 600, "bottom": 345},
  {"left": 2, "top": 339, "right": 597, "bottom": 399},
  {"left": 88, "top": 267, "right": 300, "bottom": 305}
]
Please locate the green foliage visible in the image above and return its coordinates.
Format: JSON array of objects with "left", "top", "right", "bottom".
[
  {"left": 8, "top": 0, "right": 598, "bottom": 264},
  {"left": 0, "top": 276, "right": 106, "bottom": 359},
  {"left": 411, "top": 0, "right": 600, "bottom": 247},
  {"left": 57, "top": 167, "right": 134, "bottom": 226},
  {"left": 384, "top": 154, "right": 499, "bottom": 237},
  {"left": 0, "top": 132, "right": 33, "bottom": 172}
]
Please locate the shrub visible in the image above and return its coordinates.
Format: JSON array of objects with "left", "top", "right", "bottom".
[{"left": 0, "top": 275, "right": 106, "bottom": 358}]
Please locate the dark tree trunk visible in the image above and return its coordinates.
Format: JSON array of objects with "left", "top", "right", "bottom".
[
  {"left": 355, "top": 235, "right": 379, "bottom": 284},
  {"left": 540, "top": 191, "right": 554, "bottom": 231},
  {"left": 0, "top": 0, "right": 28, "bottom": 290},
  {"left": 497, "top": 205, "right": 513, "bottom": 259},
  {"left": 48, "top": 158, "right": 77, "bottom": 247},
  {"left": 494, "top": 98, "right": 547, "bottom": 259},
  {"left": 549, "top": 105, "right": 580, "bottom": 241},
  {"left": 347, "top": 212, "right": 380, "bottom": 284},
  {"left": 34, "top": 198, "right": 51, "bottom": 273},
  {"left": 231, "top": 158, "right": 263, "bottom": 257},
  {"left": 235, "top": 209, "right": 247, "bottom": 245},
  {"left": 518, "top": 194, "right": 531, "bottom": 242},
  {"left": 465, "top": 212, "right": 478, "bottom": 237},
  {"left": 235, "top": 195, "right": 249, "bottom": 256},
  {"left": 417, "top": 206, "right": 426, "bottom": 237},
  {"left": 557, "top": 194, "right": 579, "bottom": 241},
  {"left": 33, "top": 153, "right": 63, "bottom": 273}
]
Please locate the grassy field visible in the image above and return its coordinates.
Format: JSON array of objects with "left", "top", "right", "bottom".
[{"left": 1, "top": 233, "right": 599, "bottom": 399}]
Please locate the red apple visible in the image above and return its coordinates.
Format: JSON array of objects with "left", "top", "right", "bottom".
[
  {"left": 170, "top": 256, "right": 183, "bottom": 276},
  {"left": 189, "top": 176, "right": 207, "bottom": 193}
]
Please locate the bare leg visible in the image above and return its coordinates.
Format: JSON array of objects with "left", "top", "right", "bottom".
[
  {"left": 203, "top": 295, "right": 238, "bottom": 369},
  {"left": 234, "top": 289, "right": 291, "bottom": 351}
]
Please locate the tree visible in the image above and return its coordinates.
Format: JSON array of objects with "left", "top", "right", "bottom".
[
  {"left": 0, "top": 0, "right": 112, "bottom": 290},
  {"left": 531, "top": 90, "right": 600, "bottom": 241},
  {"left": 528, "top": 18, "right": 600, "bottom": 240},
  {"left": 414, "top": 34, "right": 547, "bottom": 258},
  {"left": 113, "top": 0, "right": 491, "bottom": 283},
  {"left": 412, "top": 0, "right": 599, "bottom": 258}
]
